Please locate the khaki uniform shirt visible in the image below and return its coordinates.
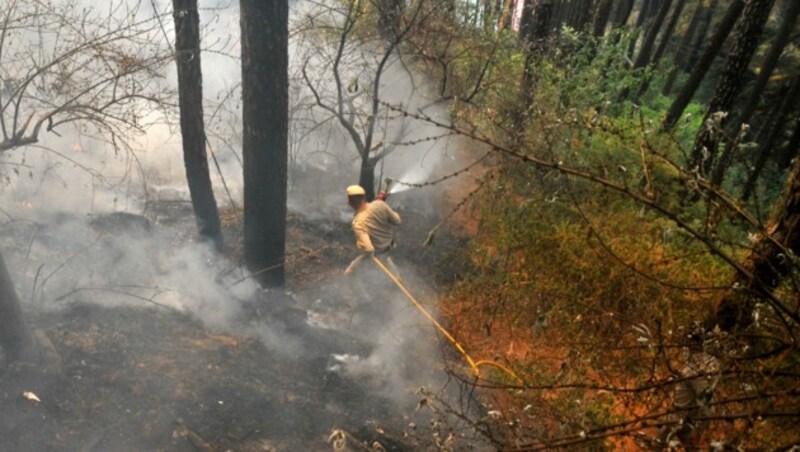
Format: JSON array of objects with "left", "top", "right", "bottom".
[{"left": 351, "top": 200, "right": 401, "bottom": 253}]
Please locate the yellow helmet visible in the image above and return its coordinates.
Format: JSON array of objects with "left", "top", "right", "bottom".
[{"left": 346, "top": 185, "right": 366, "bottom": 196}]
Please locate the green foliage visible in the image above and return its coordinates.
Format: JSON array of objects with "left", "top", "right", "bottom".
[{"left": 406, "top": 6, "right": 800, "bottom": 449}]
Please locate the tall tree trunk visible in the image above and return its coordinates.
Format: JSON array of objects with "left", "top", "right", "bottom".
[
  {"left": 572, "top": 0, "right": 595, "bottom": 32},
  {"left": 0, "top": 250, "right": 37, "bottom": 362},
  {"left": 689, "top": 0, "right": 775, "bottom": 176},
  {"left": 711, "top": 0, "right": 800, "bottom": 186},
  {"left": 779, "top": 116, "right": 800, "bottom": 169},
  {"left": 631, "top": 0, "right": 686, "bottom": 101},
  {"left": 612, "top": 0, "right": 636, "bottom": 28},
  {"left": 633, "top": 0, "right": 673, "bottom": 69},
  {"left": 497, "top": 0, "right": 517, "bottom": 31},
  {"left": 740, "top": 76, "right": 800, "bottom": 201},
  {"left": 592, "top": 0, "right": 613, "bottom": 37},
  {"left": 650, "top": 0, "right": 687, "bottom": 66},
  {"left": 716, "top": 148, "right": 800, "bottom": 331},
  {"left": 618, "top": 0, "right": 673, "bottom": 102},
  {"left": 359, "top": 157, "right": 377, "bottom": 201},
  {"left": 520, "top": 0, "right": 553, "bottom": 110},
  {"left": 662, "top": 0, "right": 746, "bottom": 131},
  {"left": 685, "top": 0, "right": 720, "bottom": 69},
  {"left": 627, "top": 0, "right": 655, "bottom": 60},
  {"left": 241, "top": 0, "right": 289, "bottom": 287},
  {"left": 173, "top": 0, "right": 223, "bottom": 250},
  {"left": 548, "top": 0, "right": 561, "bottom": 30},
  {"left": 482, "top": 0, "right": 495, "bottom": 28},
  {"left": 378, "top": 0, "right": 404, "bottom": 40},
  {"left": 662, "top": 0, "right": 707, "bottom": 96}
]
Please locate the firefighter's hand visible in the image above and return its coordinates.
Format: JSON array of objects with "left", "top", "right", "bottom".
[
  {"left": 376, "top": 192, "right": 388, "bottom": 201},
  {"left": 344, "top": 255, "right": 365, "bottom": 275}
]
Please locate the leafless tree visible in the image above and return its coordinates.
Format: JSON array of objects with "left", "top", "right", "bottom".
[
  {"left": 297, "top": 0, "right": 435, "bottom": 200},
  {"left": 0, "top": 0, "right": 173, "bottom": 360},
  {"left": 0, "top": 0, "right": 173, "bottom": 156}
]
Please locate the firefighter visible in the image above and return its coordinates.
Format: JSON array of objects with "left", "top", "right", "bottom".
[
  {"left": 657, "top": 325, "right": 720, "bottom": 449},
  {"left": 344, "top": 184, "right": 401, "bottom": 276}
]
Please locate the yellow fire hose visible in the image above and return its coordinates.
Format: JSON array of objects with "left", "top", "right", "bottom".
[{"left": 370, "top": 255, "right": 522, "bottom": 384}]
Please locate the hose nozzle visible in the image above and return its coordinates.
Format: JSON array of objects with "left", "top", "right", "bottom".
[{"left": 384, "top": 177, "right": 394, "bottom": 193}]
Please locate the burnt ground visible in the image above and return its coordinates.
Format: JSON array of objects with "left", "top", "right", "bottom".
[{"left": 0, "top": 199, "right": 479, "bottom": 451}]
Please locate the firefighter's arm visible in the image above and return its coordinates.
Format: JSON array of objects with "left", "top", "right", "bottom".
[
  {"left": 353, "top": 222, "right": 375, "bottom": 254},
  {"left": 384, "top": 203, "right": 401, "bottom": 225}
]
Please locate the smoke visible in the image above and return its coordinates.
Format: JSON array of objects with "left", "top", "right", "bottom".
[{"left": 0, "top": 0, "right": 483, "bottom": 446}]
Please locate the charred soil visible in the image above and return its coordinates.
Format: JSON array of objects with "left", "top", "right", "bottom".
[{"left": 0, "top": 200, "right": 471, "bottom": 451}]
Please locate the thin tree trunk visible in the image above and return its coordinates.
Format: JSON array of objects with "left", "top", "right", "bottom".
[
  {"left": 618, "top": 0, "right": 673, "bottom": 102},
  {"left": 378, "top": 0, "right": 404, "bottom": 40},
  {"left": 779, "top": 118, "right": 800, "bottom": 169},
  {"left": 736, "top": 0, "right": 800, "bottom": 126},
  {"left": 241, "top": 0, "right": 289, "bottom": 287},
  {"left": 612, "top": 0, "right": 636, "bottom": 28},
  {"left": 662, "top": 0, "right": 746, "bottom": 131},
  {"left": 572, "top": 0, "right": 595, "bottom": 32},
  {"left": 359, "top": 157, "right": 377, "bottom": 201},
  {"left": 549, "top": 0, "right": 561, "bottom": 30},
  {"left": 632, "top": 0, "right": 686, "bottom": 101},
  {"left": 497, "top": 0, "right": 517, "bottom": 31},
  {"left": 173, "top": 0, "right": 222, "bottom": 250},
  {"left": 520, "top": 0, "right": 552, "bottom": 110},
  {"left": 0, "top": 250, "right": 37, "bottom": 361},
  {"left": 662, "top": 0, "right": 706, "bottom": 96},
  {"left": 627, "top": 0, "right": 654, "bottom": 59},
  {"left": 651, "top": 0, "right": 687, "bottom": 65},
  {"left": 482, "top": 0, "right": 495, "bottom": 27},
  {"left": 711, "top": 0, "right": 800, "bottom": 186},
  {"left": 740, "top": 76, "right": 800, "bottom": 201},
  {"left": 592, "top": 0, "right": 613, "bottom": 37},
  {"left": 690, "top": 0, "right": 775, "bottom": 176},
  {"left": 686, "top": 0, "right": 719, "bottom": 69},
  {"left": 633, "top": 0, "right": 673, "bottom": 69},
  {"left": 716, "top": 147, "right": 800, "bottom": 331}
]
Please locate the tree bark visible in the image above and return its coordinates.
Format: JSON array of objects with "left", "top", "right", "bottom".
[
  {"left": 378, "top": 0, "right": 404, "bottom": 40},
  {"left": 650, "top": 0, "right": 687, "bottom": 66},
  {"left": 711, "top": 0, "right": 800, "bottom": 187},
  {"left": 662, "top": 0, "right": 707, "bottom": 96},
  {"left": 497, "top": 0, "right": 517, "bottom": 31},
  {"left": 779, "top": 116, "right": 800, "bottom": 169},
  {"left": 482, "top": 0, "right": 495, "bottom": 27},
  {"left": 662, "top": 0, "right": 746, "bottom": 131},
  {"left": 689, "top": 0, "right": 775, "bottom": 176},
  {"left": 241, "top": 0, "right": 289, "bottom": 287},
  {"left": 633, "top": 0, "right": 673, "bottom": 69},
  {"left": 740, "top": 76, "right": 800, "bottom": 201},
  {"left": 173, "top": 0, "right": 223, "bottom": 250},
  {"left": 0, "top": 250, "right": 37, "bottom": 362},
  {"left": 686, "top": 0, "right": 720, "bottom": 69},
  {"left": 359, "top": 157, "right": 376, "bottom": 201},
  {"left": 592, "top": 0, "right": 614, "bottom": 37},
  {"left": 627, "top": 0, "right": 655, "bottom": 60},
  {"left": 631, "top": 0, "right": 686, "bottom": 101},
  {"left": 571, "top": 0, "right": 595, "bottom": 32},
  {"left": 612, "top": 0, "right": 636, "bottom": 28},
  {"left": 520, "top": 0, "right": 552, "bottom": 110},
  {"left": 716, "top": 144, "right": 800, "bottom": 331}
]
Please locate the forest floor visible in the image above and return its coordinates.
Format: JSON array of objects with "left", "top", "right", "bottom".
[{"left": 0, "top": 195, "right": 480, "bottom": 451}]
